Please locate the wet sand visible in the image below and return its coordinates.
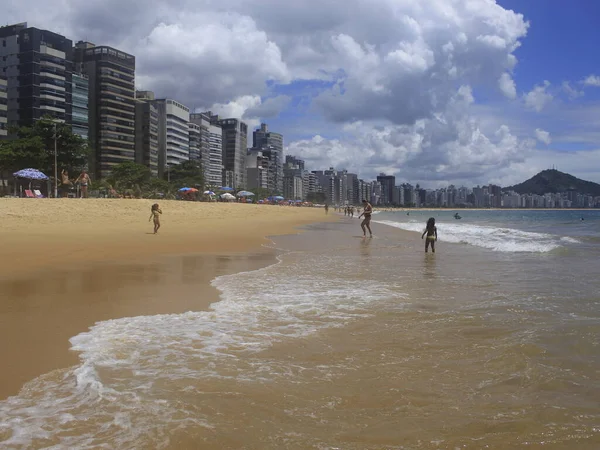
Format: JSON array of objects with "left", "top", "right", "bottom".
[{"left": 0, "top": 199, "right": 334, "bottom": 399}]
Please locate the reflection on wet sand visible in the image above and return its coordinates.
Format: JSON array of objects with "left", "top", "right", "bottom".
[
  {"left": 423, "top": 253, "right": 437, "bottom": 279},
  {"left": 0, "top": 251, "right": 275, "bottom": 399}
]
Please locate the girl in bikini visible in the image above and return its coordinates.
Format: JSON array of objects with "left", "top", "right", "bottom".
[
  {"left": 421, "top": 217, "right": 438, "bottom": 253},
  {"left": 149, "top": 203, "right": 162, "bottom": 234}
]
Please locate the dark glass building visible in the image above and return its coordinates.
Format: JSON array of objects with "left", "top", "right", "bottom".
[
  {"left": 73, "top": 41, "right": 135, "bottom": 180},
  {"left": 0, "top": 22, "right": 73, "bottom": 128}
]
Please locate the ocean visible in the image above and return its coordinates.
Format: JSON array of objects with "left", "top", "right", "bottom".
[{"left": 1, "top": 210, "right": 599, "bottom": 449}]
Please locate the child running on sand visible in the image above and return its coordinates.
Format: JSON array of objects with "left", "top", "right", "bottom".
[
  {"left": 421, "top": 217, "right": 437, "bottom": 253},
  {"left": 149, "top": 203, "right": 162, "bottom": 234}
]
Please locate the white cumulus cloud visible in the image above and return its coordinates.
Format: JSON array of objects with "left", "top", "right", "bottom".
[
  {"left": 582, "top": 75, "right": 600, "bottom": 87},
  {"left": 523, "top": 81, "right": 553, "bottom": 112},
  {"left": 535, "top": 128, "right": 551, "bottom": 145},
  {"left": 499, "top": 73, "right": 517, "bottom": 99}
]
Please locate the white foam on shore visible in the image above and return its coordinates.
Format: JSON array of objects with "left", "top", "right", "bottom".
[
  {"left": 375, "top": 219, "right": 579, "bottom": 253},
  {"left": 0, "top": 251, "right": 407, "bottom": 449}
]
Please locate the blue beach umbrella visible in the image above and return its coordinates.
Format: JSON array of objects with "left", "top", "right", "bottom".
[
  {"left": 203, "top": 190, "right": 215, "bottom": 195},
  {"left": 236, "top": 190, "right": 255, "bottom": 197},
  {"left": 273, "top": 195, "right": 284, "bottom": 201},
  {"left": 219, "top": 186, "right": 234, "bottom": 191},
  {"left": 13, "top": 168, "right": 49, "bottom": 180},
  {"left": 178, "top": 187, "right": 192, "bottom": 192}
]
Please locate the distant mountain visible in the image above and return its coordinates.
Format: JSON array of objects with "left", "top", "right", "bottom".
[{"left": 504, "top": 169, "right": 600, "bottom": 196}]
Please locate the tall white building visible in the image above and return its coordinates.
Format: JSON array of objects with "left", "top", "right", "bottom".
[
  {"left": 152, "top": 99, "right": 190, "bottom": 176},
  {"left": 190, "top": 112, "right": 223, "bottom": 186}
]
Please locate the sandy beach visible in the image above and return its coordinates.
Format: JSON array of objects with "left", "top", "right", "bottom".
[{"left": 0, "top": 199, "right": 333, "bottom": 399}]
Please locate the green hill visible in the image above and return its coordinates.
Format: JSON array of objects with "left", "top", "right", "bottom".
[{"left": 504, "top": 169, "right": 600, "bottom": 196}]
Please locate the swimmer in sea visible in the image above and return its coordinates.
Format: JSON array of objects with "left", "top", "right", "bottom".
[{"left": 421, "top": 217, "right": 437, "bottom": 253}]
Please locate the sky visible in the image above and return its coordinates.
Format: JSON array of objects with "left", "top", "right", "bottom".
[{"left": 5, "top": 0, "right": 600, "bottom": 187}]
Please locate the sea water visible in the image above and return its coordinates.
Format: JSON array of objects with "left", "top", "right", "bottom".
[{"left": 1, "top": 210, "right": 599, "bottom": 448}]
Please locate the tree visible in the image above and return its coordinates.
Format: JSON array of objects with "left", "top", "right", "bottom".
[
  {"left": 0, "top": 131, "right": 46, "bottom": 194},
  {"left": 30, "top": 116, "right": 89, "bottom": 175},
  {"left": 167, "top": 160, "right": 204, "bottom": 190},
  {"left": 107, "top": 161, "right": 152, "bottom": 191},
  {"left": 0, "top": 116, "right": 88, "bottom": 194}
]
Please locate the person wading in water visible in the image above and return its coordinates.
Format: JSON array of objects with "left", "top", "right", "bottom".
[{"left": 358, "top": 199, "right": 373, "bottom": 238}]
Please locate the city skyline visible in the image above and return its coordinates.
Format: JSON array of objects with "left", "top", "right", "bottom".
[{"left": 4, "top": 1, "right": 600, "bottom": 188}]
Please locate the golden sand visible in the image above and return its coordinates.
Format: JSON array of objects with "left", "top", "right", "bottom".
[
  {"left": 0, "top": 199, "right": 333, "bottom": 277},
  {"left": 0, "top": 199, "right": 334, "bottom": 398}
]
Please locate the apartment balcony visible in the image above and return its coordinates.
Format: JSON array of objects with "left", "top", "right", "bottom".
[
  {"left": 40, "top": 104, "right": 65, "bottom": 113},
  {"left": 39, "top": 45, "right": 66, "bottom": 59},
  {"left": 40, "top": 71, "right": 65, "bottom": 81}
]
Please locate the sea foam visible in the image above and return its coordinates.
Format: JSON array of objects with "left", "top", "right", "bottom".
[
  {"left": 0, "top": 251, "right": 407, "bottom": 449},
  {"left": 375, "top": 219, "right": 577, "bottom": 253}
]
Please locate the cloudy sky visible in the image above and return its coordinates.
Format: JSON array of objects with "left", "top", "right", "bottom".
[{"left": 6, "top": 0, "right": 600, "bottom": 187}]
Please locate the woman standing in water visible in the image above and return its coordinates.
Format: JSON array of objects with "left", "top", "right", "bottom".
[{"left": 421, "top": 217, "right": 438, "bottom": 253}]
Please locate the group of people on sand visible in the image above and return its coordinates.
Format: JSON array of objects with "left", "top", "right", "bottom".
[
  {"left": 60, "top": 169, "right": 91, "bottom": 198},
  {"left": 342, "top": 199, "right": 439, "bottom": 253},
  {"left": 149, "top": 197, "right": 439, "bottom": 251}
]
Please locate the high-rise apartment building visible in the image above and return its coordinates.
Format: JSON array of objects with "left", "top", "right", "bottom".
[
  {"left": 0, "top": 23, "right": 73, "bottom": 128},
  {"left": 150, "top": 99, "right": 190, "bottom": 177},
  {"left": 253, "top": 123, "right": 283, "bottom": 192},
  {"left": 188, "top": 122, "right": 201, "bottom": 161},
  {"left": 285, "top": 155, "right": 304, "bottom": 171},
  {"left": 376, "top": 173, "right": 395, "bottom": 205},
  {"left": 134, "top": 91, "right": 159, "bottom": 176},
  {"left": 246, "top": 150, "right": 269, "bottom": 190},
  {"left": 214, "top": 116, "right": 247, "bottom": 188},
  {"left": 71, "top": 73, "right": 88, "bottom": 140},
  {"left": 0, "top": 76, "right": 7, "bottom": 137},
  {"left": 190, "top": 112, "right": 223, "bottom": 186},
  {"left": 283, "top": 155, "right": 305, "bottom": 200},
  {"left": 73, "top": 41, "right": 135, "bottom": 179}
]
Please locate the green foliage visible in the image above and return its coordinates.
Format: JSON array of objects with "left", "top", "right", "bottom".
[
  {"left": 166, "top": 160, "right": 204, "bottom": 190},
  {"left": 505, "top": 169, "right": 600, "bottom": 196},
  {"left": 0, "top": 115, "right": 88, "bottom": 182},
  {"left": 107, "top": 161, "right": 151, "bottom": 190},
  {"left": 251, "top": 187, "right": 273, "bottom": 200}
]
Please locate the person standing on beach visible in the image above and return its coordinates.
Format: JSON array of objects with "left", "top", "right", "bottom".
[
  {"left": 325, "top": 204, "right": 329, "bottom": 214},
  {"left": 149, "top": 203, "right": 162, "bottom": 234},
  {"left": 60, "top": 169, "right": 71, "bottom": 198},
  {"left": 358, "top": 200, "right": 373, "bottom": 237},
  {"left": 76, "top": 170, "right": 91, "bottom": 198},
  {"left": 421, "top": 217, "right": 438, "bottom": 253}
]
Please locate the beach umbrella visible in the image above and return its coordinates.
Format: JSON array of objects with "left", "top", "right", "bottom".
[
  {"left": 203, "top": 190, "right": 215, "bottom": 195},
  {"left": 236, "top": 190, "right": 255, "bottom": 197},
  {"left": 178, "top": 187, "right": 192, "bottom": 192},
  {"left": 273, "top": 195, "right": 284, "bottom": 201},
  {"left": 13, "top": 168, "right": 49, "bottom": 180},
  {"left": 219, "top": 186, "right": 234, "bottom": 191},
  {"left": 220, "top": 192, "right": 235, "bottom": 199}
]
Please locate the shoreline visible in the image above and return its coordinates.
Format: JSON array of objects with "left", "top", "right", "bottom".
[
  {"left": 375, "top": 207, "right": 597, "bottom": 212},
  {"left": 0, "top": 199, "right": 336, "bottom": 399}
]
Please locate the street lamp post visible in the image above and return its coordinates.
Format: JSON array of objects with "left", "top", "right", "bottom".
[{"left": 53, "top": 123, "right": 58, "bottom": 198}]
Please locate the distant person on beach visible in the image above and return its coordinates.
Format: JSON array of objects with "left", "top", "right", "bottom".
[
  {"left": 76, "top": 170, "right": 91, "bottom": 198},
  {"left": 149, "top": 203, "right": 162, "bottom": 234},
  {"left": 350, "top": 206, "right": 354, "bottom": 218},
  {"left": 421, "top": 217, "right": 438, "bottom": 253},
  {"left": 358, "top": 200, "right": 373, "bottom": 237},
  {"left": 325, "top": 204, "right": 329, "bottom": 214},
  {"left": 60, "top": 169, "right": 71, "bottom": 198}
]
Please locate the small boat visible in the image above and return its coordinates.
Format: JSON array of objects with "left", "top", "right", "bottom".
[{"left": 454, "top": 213, "right": 462, "bottom": 220}]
